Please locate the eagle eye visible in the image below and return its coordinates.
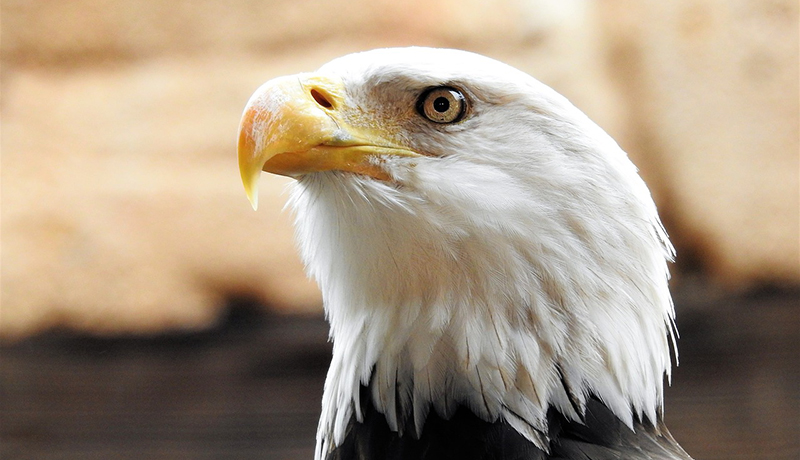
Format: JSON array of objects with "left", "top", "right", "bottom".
[{"left": 417, "top": 87, "right": 466, "bottom": 124}]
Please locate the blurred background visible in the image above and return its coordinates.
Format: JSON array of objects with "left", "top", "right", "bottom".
[{"left": 1, "top": 0, "right": 798, "bottom": 459}]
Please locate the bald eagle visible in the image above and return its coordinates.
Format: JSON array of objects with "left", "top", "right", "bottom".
[{"left": 237, "top": 47, "right": 692, "bottom": 460}]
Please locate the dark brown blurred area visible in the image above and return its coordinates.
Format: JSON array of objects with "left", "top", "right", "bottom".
[
  {"left": 1, "top": 0, "right": 798, "bottom": 459},
  {"left": 1, "top": 287, "right": 799, "bottom": 459}
]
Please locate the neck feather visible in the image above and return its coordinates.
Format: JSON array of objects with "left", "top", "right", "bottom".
[{"left": 290, "top": 165, "right": 676, "bottom": 459}]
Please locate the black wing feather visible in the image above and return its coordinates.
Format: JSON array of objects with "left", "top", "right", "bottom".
[{"left": 326, "top": 385, "right": 692, "bottom": 460}]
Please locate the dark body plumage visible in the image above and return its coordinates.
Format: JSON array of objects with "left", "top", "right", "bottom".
[{"left": 328, "top": 384, "right": 692, "bottom": 460}]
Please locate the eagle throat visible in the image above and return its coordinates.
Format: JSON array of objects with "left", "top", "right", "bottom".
[{"left": 289, "top": 160, "right": 676, "bottom": 460}]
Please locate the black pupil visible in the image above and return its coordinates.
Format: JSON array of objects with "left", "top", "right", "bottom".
[{"left": 433, "top": 96, "right": 450, "bottom": 113}]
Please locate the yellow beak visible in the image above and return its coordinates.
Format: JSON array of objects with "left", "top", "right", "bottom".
[{"left": 237, "top": 75, "right": 419, "bottom": 210}]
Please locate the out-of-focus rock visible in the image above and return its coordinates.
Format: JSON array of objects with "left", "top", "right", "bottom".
[
  {"left": 1, "top": 0, "right": 797, "bottom": 340},
  {"left": 0, "top": 0, "right": 578, "bottom": 66},
  {"left": 599, "top": 0, "right": 799, "bottom": 285},
  {"left": 1, "top": 56, "right": 333, "bottom": 340}
]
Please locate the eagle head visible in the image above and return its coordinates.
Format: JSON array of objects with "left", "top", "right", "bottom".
[{"left": 238, "top": 47, "right": 679, "bottom": 459}]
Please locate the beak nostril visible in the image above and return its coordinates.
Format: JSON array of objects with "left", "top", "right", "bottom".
[{"left": 310, "top": 89, "right": 333, "bottom": 109}]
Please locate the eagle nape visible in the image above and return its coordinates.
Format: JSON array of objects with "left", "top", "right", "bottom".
[{"left": 237, "top": 47, "right": 693, "bottom": 460}]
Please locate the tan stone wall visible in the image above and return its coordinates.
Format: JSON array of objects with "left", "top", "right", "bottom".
[
  {"left": 2, "top": 0, "right": 797, "bottom": 339},
  {"left": 600, "top": 0, "right": 799, "bottom": 285}
]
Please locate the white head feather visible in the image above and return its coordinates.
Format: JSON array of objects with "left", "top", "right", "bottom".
[{"left": 283, "top": 47, "right": 676, "bottom": 459}]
